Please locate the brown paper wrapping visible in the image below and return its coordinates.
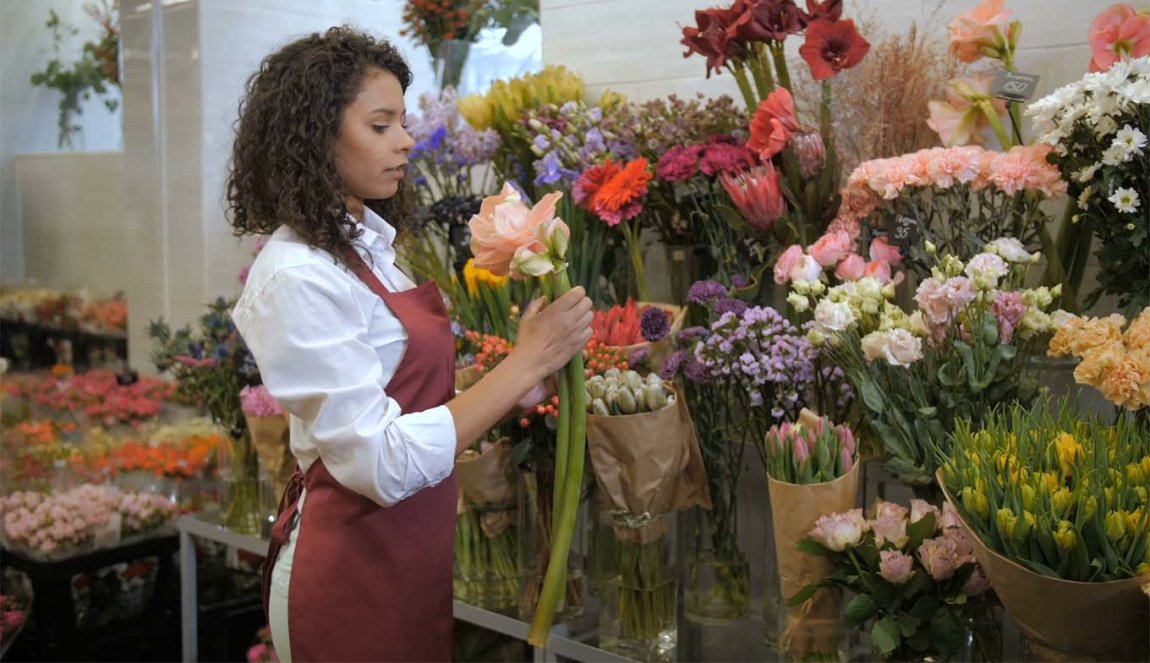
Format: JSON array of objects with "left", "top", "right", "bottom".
[
  {"left": 767, "top": 461, "right": 861, "bottom": 658},
  {"left": 245, "top": 413, "right": 294, "bottom": 499},
  {"left": 455, "top": 365, "right": 481, "bottom": 392},
  {"left": 586, "top": 389, "right": 711, "bottom": 544},
  {"left": 456, "top": 438, "right": 517, "bottom": 537},
  {"left": 611, "top": 302, "right": 686, "bottom": 373},
  {"left": 939, "top": 472, "right": 1150, "bottom": 662}
]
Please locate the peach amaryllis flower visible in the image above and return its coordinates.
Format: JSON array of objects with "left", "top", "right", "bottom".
[
  {"left": 927, "top": 76, "right": 1008, "bottom": 146},
  {"left": 947, "top": 0, "right": 1017, "bottom": 64},
  {"left": 748, "top": 87, "right": 800, "bottom": 159},
  {"left": 468, "top": 182, "right": 567, "bottom": 277},
  {"left": 1088, "top": 3, "right": 1150, "bottom": 72},
  {"left": 799, "top": 18, "right": 870, "bottom": 81}
]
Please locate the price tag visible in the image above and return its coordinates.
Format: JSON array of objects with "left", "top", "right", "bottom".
[
  {"left": 992, "top": 70, "right": 1041, "bottom": 103},
  {"left": 887, "top": 214, "right": 919, "bottom": 247}
]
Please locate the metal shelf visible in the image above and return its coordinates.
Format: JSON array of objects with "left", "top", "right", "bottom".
[{"left": 177, "top": 512, "right": 634, "bottom": 662}]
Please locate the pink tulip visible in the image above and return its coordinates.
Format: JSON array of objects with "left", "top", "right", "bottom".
[
  {"left": 878, "top": 550, "right": 915, "bottom": 584},
  {"left": 469, "top": 183, "right": 563, "bottom": 277},
  {"left": 774, "top": 245, "right": 805, "bottom": 284},
  {"left": 792, "top": 432, "right": 810, "bottom": 464},
  {"left": 1088, "top": 4, "right": 1150, "bottom": 72},
  {"left": 720, "top": 164, "right": 787, "bottom": 233},
  {"left": 835, "top": 253, "right": 866, "bottom": 281},
  {"left": 839, "top": 447, "right": 854, "bottom": 474},
  {"left": 869, "top": 236, "right": 904, "bottom": 265},
  {"left": 809, "top": 231, "right": 853, "bottom": 267}
]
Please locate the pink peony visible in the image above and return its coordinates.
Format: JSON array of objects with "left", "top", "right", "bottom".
[
  {"left": 1088, "top": 4, "right": 1150, "bottom": 72},
  {"left": 835, "top": 253, "right": 866, "bottom": 281},
  {"left": 809, "top": 231, "right": 853, "bottom": 267},
  {"left": 469, "top": 183, "right": 563, "bottom": 277},
  {"left": 809, "top": 509, "right": 869, "bottom": 551},
  {"left": 774, "top": 245, "right": 805, "bottom": 284},
  {"left": 878, "top": 550, "right": 915, "bottom": 584}
]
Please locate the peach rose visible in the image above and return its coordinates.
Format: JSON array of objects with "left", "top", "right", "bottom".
[
  {"left": 835, "top": 253, "right": 866, "bottom": 281},
  {"left": 809, "top": 231, "right": 853, "bottom": 267}
]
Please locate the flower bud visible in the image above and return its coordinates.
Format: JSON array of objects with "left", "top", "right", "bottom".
[
  {"left": 592, "top": 398, "right": 610, "bottom": 416},
  {"left": 793, "top": 280, "right": 811, "bottom": 296},
  {"left": 644, "top": 385, "right": 668, "bottom": 411},
  {"left": 1105, "top": 511, "right": 1127, "bottom": 543},
  {"left": 881, "top": 283, "right": 896, "bottom": 300},
  {"left": 924, "top": 240, "right": 937, "bottom": 255},
  {"left": 809, "top": 280, "right": 826, "bottom": 296},
  {"left": 787, "top": 292, "right": 810, "bottom": 313},
  {"left": 623, "top": 370, "right": 643, "bottom": 391},
  {"left": 616, "top": 386, "right": 638, "bottom": 414}
]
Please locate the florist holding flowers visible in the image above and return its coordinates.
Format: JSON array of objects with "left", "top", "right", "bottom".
[{"left": 225, "top": 28, "right": 591, "bottom": 663}]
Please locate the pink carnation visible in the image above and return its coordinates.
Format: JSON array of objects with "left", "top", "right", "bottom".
[
  {"left": 925, "top": 146, "right": 984, "bottom": 188},
  {"left": 699, "top": 142, "right": 755, "bottom": 178},
  {"left": 656, "top": 145, "right": 704, "bottom": 182},
  {"left": 991, "top": 290, "right": 1027, "bottom": 343},
  {"left": 240, "top": 385, "right": 285, "bottom": 417},
  {"left": 987, "top": 144, "right": 1068, "bottom": 197}
]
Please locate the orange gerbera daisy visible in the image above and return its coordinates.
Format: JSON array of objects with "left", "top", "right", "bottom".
[{"left": 575, "top": 158, "right": 652, "bottom": 226}]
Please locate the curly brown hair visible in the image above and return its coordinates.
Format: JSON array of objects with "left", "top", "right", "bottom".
[{"left": 225, "top": 26, "right": 413, "bottom": 260}]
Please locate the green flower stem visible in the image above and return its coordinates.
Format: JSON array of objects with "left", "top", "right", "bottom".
[
  {"left": 527, "top": 267, "right": 587, "bottom": 647},
  {"left": 730, "top": 65, "right": 759, "bottom": 113},
  {"left": 622, "top": 220, "right": 650, "bottom": 302},
  {"left": 980, "top": 100, "right": 1013, "bottom": 149},
  {"left": 770, "top": 41, "right": 792, "bottom": 92}
]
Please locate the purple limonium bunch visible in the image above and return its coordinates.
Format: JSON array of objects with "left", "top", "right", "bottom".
[
  {"left": 694, "top": 306, "right": 816, "bottom": 421},
  {"left": 407, "top": 88, "right": 500, "bottom": 201},
  {"left": 686, "top": 280, "right": 728, "bottom": 306},
  {"left": 640, "top": 306, "right": 671, "bottom": 342},
  {"left": 525, "top": 101, "right": 633, "bottom": 187}
]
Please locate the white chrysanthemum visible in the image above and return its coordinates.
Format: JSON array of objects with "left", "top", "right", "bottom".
[
  {"left": 1074, "top": 164, "right": 1102, "bottom": 183},
  {"left": 1102, "top": 143, "right": 1131, "bottom": 166},
  {"left": 1109, "top": 187, "right": 1141, "bottom": 214},
  {"left": 1114, "top": 124, "right": 1148, "bottom": 155},
  {"left": 1094, "top": 115, "right": 1119, "bottom": 139},
  {"left": 1078, "top": 186, "right": 1095, "bottom": 209}
]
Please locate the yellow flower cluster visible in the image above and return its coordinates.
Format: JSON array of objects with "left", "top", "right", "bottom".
[
  {"left": 1048, "top": 309, "right": 1150, "bottom": 410},
  {"left": 943, "top": 400, "right": 1150, "bottom": 581},
  {"left": 462, "top": 258, "right": 508, "bottom": 296},
  {"left": 457, "top": 65, "right": 585, "bottom": 135}
]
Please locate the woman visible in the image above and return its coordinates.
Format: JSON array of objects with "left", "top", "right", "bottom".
[{"left": 227, "top": 27, "right": 592, "bottom": 662}]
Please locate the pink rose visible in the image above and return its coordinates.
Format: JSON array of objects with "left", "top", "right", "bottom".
[
  {"left": 909, "top": 499, "right": 941, "bottom": 525},
  {"left": 809, "top": 231, "right": 853, "bottom": 267},
  {"left": 869, "top": 236, "right": 904, "bottom": 265},
  {"left": 917, "top": 536, "right": 959, "bottom": 581},
  {"left": 862, "top": 260, "right": 893, "bottom": 284},
  {"left": 835, "top": 253, "right": 866, "bottom": 281},
  {"left": 791, "top": 255, "right": 826, "bottom": 283},
  {"left": 962, "top": 566, "right": 991, "bottom": 597},
  {"left": 940, "top": 502, "right": 963, "bottom": 532},
  {"left": 774, "top": 245, "right": 805, "bottom": 285},
  {"left": 878, "top": 550, "right": 915, "bottom": 584},
  {"left": 872, "top": 514, "right": 909, "bottom": 548},
  {"left": 809, "top": 509, "right": 869, "bottom": 551}
]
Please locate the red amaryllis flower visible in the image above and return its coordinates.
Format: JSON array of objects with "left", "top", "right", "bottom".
[
  {"left": 720, "top": 164, "right": 786, "bottom": 232},
  {"left": 803, "top": 0, "right": 843, "bottom": 23},
  {"left": 577, "top": 158, "right": 653, "bottom": 227},
  {"left": 750, "top": 0, "right": 807, "bottom": 41},
  {"left": 747, "top": 87, "right": 800, "bottom": 159},
  {"left": 799, "top": 18, "right": 870, "bottom": 80},
  {"left": 681, "top": 8, "right": 737, "bottom": 77}
]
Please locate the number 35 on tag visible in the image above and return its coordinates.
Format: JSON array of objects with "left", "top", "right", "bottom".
[{"left": 887, "top": 215, "right": 919, "bottom": 247}]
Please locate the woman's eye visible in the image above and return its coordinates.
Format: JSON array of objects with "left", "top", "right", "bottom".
[{"left": 372, "top": 125, "right": 389, "bottom": 134}]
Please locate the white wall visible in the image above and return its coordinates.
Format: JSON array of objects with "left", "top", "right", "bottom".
[{"left": 1, "top": 0, "right": 124, "bottom": 282}]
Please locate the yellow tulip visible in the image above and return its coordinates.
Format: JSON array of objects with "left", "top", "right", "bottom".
[
  {"left": 463, "top": 259, "right": 480, "bottom": 296},
  {"left": 996, "top": 508, "right": 1018, "bottom": 541},
  {"left": 1135, "top": 486, "right": 1148, "bottom": 505},
  {"left": 457, "top": 94, "right": 494, "bottom": 131},
  {"left": 1128, "top": 509, "right": 1146, "bottom": 533},
  {"left": 1084, "top": 495, "right": 1099, "bottom": 520},
  {"left": 1055, "top": 432, "right": 1082, "bottom": 478},
  {"left": 1129, "top": 463, "right": 1147, "bottom": 487},
  {"left": 1053, "top": 520, "right": 1077, "bottom": 551},
  {"left": 1106, "top": 511, "right": 1128, "bottom": 542},
  {"left": 963, "top": 486, "right": 990, "bottom": 520},
  {"left": 1051, "top": 487, "right": 1074, "bottom": 517},
  {"left": 1021, "top": 484, "right": 1036, "bottom": 511},
  {"left": 1040, "top": 472, "right": 1060, "bottom": 494}
]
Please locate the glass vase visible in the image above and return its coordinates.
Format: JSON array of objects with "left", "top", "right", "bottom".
[
  {"left": 597, "top": 511, "right": 677, "bottom": 663},
  {"left": 216, "top": 431, "right": 264, "bottom": 536},
  {"left": 432, "top": 39, "right": 470, "bottom": 91},
  {"left": 454, "top": 496, "right": 519, "bottom": 612},
  {"left": 684, "top": 505, "right": 751, "bottom": 624},
  {"left": 516, "top": 466, "right": 589, "bottom": 622}
]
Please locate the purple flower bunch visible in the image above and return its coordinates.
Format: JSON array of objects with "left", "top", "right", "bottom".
[
  {"left": 609, "top": 94, "right": 748, "bottom": 160},
  {"left": 524, "top": 101, "right": 633, "bottom": 187},
  {"left": 695, "top": 306, "right": 816, "bottom": 419},
  {"left": 639, "top": 306, "right": 671, "bottom": 342},
  {"left": 408, "top": 88, "right": 500, "bottom": 193}
]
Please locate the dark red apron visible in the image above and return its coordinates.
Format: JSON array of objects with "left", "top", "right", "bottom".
[{"left": 262, "top": 249, "right": 457, "bottom": 662}]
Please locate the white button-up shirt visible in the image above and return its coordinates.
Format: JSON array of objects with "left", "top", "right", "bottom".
[{"left": 232, "top": 208, "right": 458, "bottom": 507}]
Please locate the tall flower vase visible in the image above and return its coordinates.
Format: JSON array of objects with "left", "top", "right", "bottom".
[
  {"left": 454, "top": 439, "right": 520, "bottom": 612},
  {"left": 216, "top": 431, "right": 264, "bottom": 536},
  {"left": 596, "top": 510, "right": 677, "bottom": 663},
  {"left": 683, "top": 504, "right": 751, "bottom": 624},
  {"left": 433, "top": 39, "right": 471, "bottom": 92},
  {"left": 516, "top": 466, "right": 590, "bottom": 622}
]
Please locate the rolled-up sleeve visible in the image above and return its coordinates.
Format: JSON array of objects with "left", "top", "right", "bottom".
[{"left": 232, "top": 264, "right": 457, "bottom": 507}]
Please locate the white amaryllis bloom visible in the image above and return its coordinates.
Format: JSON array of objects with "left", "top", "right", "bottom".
[{"left": 1109, "top": 187, "right": 1141, "bottom": 214}]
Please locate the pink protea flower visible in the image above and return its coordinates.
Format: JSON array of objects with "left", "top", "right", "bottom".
[{"left": 721, "top": 164, "right": 787, "bottom": 233}]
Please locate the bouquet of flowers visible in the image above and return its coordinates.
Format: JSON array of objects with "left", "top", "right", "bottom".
[
  {"left": 791, "top": 240, "right": 1058, "bottom": 488},
  {"left": 791, "top": 499, "right": 995, "bottom": 662},
  {"left": 940, "top": 399, "right": 1150, "bottom": 660},
  {"left": 763, "top": 412, "right": 860, "bottom": 660},
  {"left": 583, "top": 370, "right": 708, "bottom": 661},
  {"left": 240, "top": 384, "right": 292, "bottom": 500},
  {"left": 1028, "top": 55, "right": 1150, "bottom": 314},
  {"left": 1047, "top": 307, "right": 1150, "bottom": 413}
]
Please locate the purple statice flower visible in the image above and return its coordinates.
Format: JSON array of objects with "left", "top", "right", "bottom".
[
  {"left": 683, "top": 356, "right": 712, "bottom": 384},
  {"left": 534, "top": 151, "right": 579, "bottom": 186},
  {"left": 628, "top": 347, "right": 649, "bottom": 369},
  {"left": 731, "top": 273, "right": 749, "bottom": 289},
  {"left": 656, "top": 145, "right": 703, "bottom": 182},
  {"left": 410, "top": 125, "right": 448, "bottom": 162},
  {"left": 640, "top": 306, "right": 671, "bottom": 342},
  {"left": 533, "top": 134, "right": 551, "bottom": 152},
  {"left": 687, "top": 280, "right": 727, "bottom": 306},
  {"left": 457, "top": 128, "right": 500, "bottom": 165},
  {"left": 659, "top": 350, "right": 685, "bottom": 380},
  {"left": 675, "top": 326, "right": 709, "bottom": 345},
  {"left": 713, "top": 298, "right": 748, "bottom": 318}
]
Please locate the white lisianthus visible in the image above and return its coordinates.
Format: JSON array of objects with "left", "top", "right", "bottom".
[
  {"left": 964, "top": 253, "right": 1009, "bottom": 289},
  {"left": 861, "top": 329, "right": 923, "bottom": 367},
  {"left": 787, "top": 292, "right": 810, "bottom": 313},
  {"left": 814, "top": 299, "right": 856, "bottom": 332},
  {"left": 1019, "top": 309, "right": 1053, "bottom": 340},
  {"left": 985, "top": 237, "right": 1033, "bottom": 263}
]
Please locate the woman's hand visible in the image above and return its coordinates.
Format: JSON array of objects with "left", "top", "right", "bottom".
[{"left": 513, "top": 286, "right": 594, "bottom": 382}]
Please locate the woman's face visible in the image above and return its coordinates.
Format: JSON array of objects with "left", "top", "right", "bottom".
[{"left": 333, "top": 67, "right": 414, "bottom": 210}]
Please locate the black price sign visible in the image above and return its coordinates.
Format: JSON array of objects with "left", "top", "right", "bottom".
[
  {"left": 992, "top": 70, "right": 1041, "bottom": 103},
  {"left": 887, "top": 214, "right": 919, "bottom": 247}
]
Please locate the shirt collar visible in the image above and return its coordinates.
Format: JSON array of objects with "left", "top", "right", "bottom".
[{"left": 357, "top": 206, "right": 397, "bottom": 250}]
